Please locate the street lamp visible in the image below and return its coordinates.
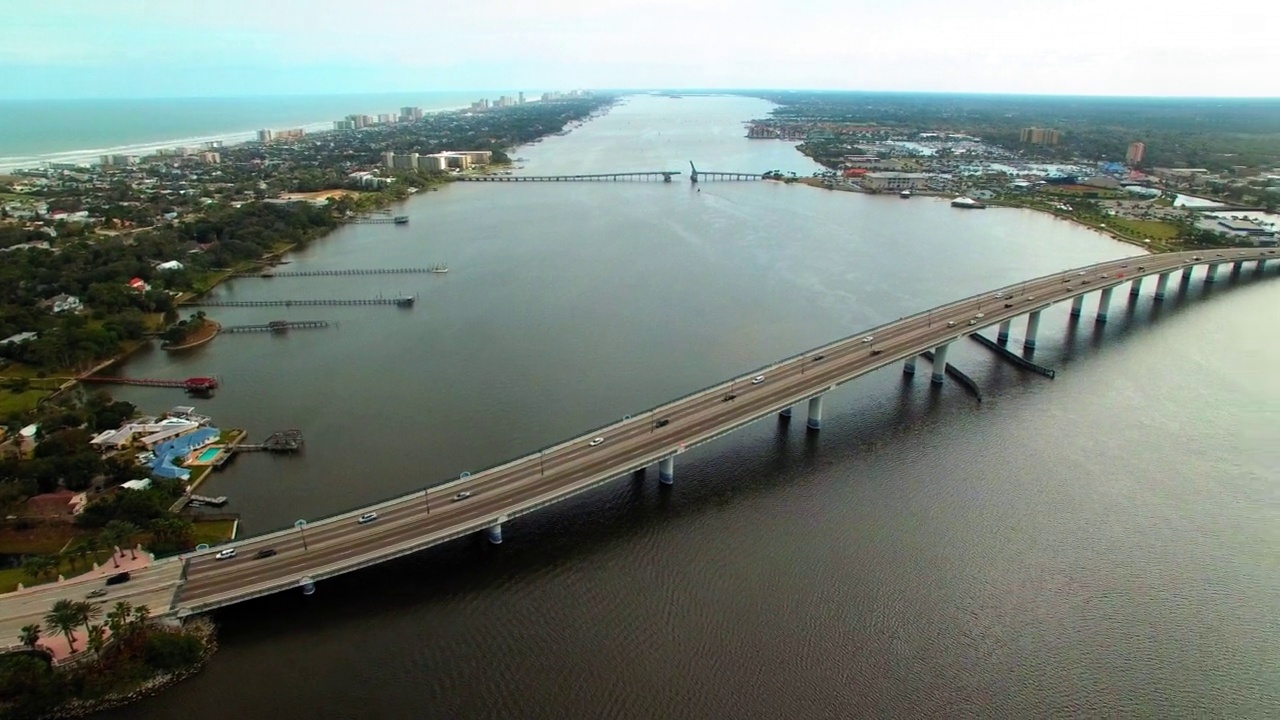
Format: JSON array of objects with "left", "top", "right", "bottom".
[{"left": 294, "top": 519, "right": 308, "bottom": 552}]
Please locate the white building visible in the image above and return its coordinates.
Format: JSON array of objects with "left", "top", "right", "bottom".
[
  {"left": 44, "top": 294, "right": 82, "bottom": 314},
  {"left": 861, "top": 172, "right": 932, "bottom": 192},
  {"left": 156, "top": 260, "right": 184, "bottom": 271}
]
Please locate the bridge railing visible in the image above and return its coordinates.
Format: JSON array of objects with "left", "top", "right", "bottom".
[{"left": 189, "top": 249, "right": 1249, "bottom": 555}]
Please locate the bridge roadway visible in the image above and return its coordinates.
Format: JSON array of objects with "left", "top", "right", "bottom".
[
  {"left": 170, "top": 247, "right": 1275, "bottom": 612},
  {"left": 0, "top": 248, "right": 1272, "bottom": 625}
]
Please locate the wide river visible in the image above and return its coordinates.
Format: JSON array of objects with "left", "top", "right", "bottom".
[{"left": 102, "top": 96, "right": 1278, "bottom": 719}]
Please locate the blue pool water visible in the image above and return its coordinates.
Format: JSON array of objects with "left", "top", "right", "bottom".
[{"left": 196, "top": 447, "right": 221, "bottom": 463}]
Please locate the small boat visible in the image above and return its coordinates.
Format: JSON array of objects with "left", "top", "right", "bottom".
[
  {"left": 899, "top": 190, "right": 913, "bottom": 198},
  {"left": 393, "top": 215, "right": 409, "bottom": 224},
  {"left": 428, "top": 264, "right": 449, "bottom": 274},
  {"left": 951, "top": 196, "right": 987, "bottom": 209}
]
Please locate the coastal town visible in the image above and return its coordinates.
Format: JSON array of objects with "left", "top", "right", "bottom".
[{"left": 1, "top": 87, "right": 1278, "bottom": 718}]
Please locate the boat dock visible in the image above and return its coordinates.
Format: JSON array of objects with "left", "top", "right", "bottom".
[
  {"left": 349, "top": 215, "right": 409, "bottom": 224},
  {"left": 234, "top": 429, "right": 305, "bottom": 453},
  {"left": 185, "top": 296, "right": 415, "bottom": 308},
  {"left": 222, "top": 320, "right": 332, "bottom": 333},
  {"left": 235, "top": 267, "right": 438, "bottom": 278}
]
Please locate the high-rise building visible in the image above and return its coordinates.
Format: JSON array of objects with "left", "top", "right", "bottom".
[
  {"left": 400, "top": 106, "right": 424, "bottom": 121},
  {"left": 518, "top": 92, "right": 525, "bottom": 105},
  {"left": 1019, "top": 127, "right": 1061, "bottom": 146},
  {"left": 383, "top": 151, "right": 396, "bottom": 169},
  {"left": 1126, "top": 142, "right": 1146, "bottom": 165},
  {"left": 257, "top": 129, "right": 273, "bottom": 143}
]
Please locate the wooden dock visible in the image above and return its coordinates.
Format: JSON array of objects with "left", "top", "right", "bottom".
[
  {"left": 235, "top": 429, "right": 305, "bottom": 453},
  {"left": 185, "top": 296, "right": 414, "bottom": 308},
  {"left": 222, "top": 320, "right": 332, "bottom": 333}
]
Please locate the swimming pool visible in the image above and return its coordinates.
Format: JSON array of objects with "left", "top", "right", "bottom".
[{"left": 196, "top": 447, "right": 221, "bottom": 463}]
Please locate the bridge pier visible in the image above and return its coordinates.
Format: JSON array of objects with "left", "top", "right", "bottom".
[
  {"left": 1154, "top": 271, "right": 1172, "bottom": 301},
  {"left": 1181, "top": 265, "right": 1195, "bottom": 283},
  {"left": 1096, "top": 287, "right": 1114, "bottom": 322},
  {"left": 300, "top": 577, "right": 316, "bottom": 596},
  {"left": 486, "top": 524, "right": 503, "bottom": 544},
  {"left": 1233, "top": 260, "right": 1245, "bottom": 274},
  {"left": 806, "top": 396, "right": 824, "bottom": 430},
  {"left": 1069, "top": 295, "right": 1085, "bottom": 318},
  {"left": 1205, "top": 263, "right": 1220, "bottom": 283},
  {"left": 1129, "top": 276, "right": 1143, "bottom": 297},
  {"left": 779, "top": 406, "right": 792, "bottom": 419},
  {"left": 903, "top": 356, "right": 917, "bottom": 375},
  {"left": 658, "top": 456, "right": 675, "bottom": 484},
  {"left": 997, "top": 320, "right": 1012, "bottom": 344},
  {"left": 1024, "top": 310, "right": 1042, "bottom": 350},
  {"left": 931, "top": 343, "right": 950, "bottom": 385}
]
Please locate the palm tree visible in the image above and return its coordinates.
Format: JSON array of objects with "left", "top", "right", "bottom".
[
  {"left": 132, "top": 605, "right": 151, "bottom": 626},
  {"left": 75, "top": 600, "right": 102, "bottom": 637},
  {"left": 44, "top": 599, "right": 82, "bottom": 653},
  {"left": 106, "top": 600, "right": 133, "bottom": 636},
  {"left": 86, "top": 624, "right": 107, "bottom": 655},
  {"left": 19, "top": 624, "right": 41, "bottom": 648},
  {"left": 106, "top": 520, "right": 141, "bottom": 560},
  {"left": 99, "top": 526, "right": 124, "bottom": 568},
  {"left": 82, "top": 535, "right": 103, "bottom": 568},
  {"left": 22, "top": 556, "right": 48, "bottom": 584}
]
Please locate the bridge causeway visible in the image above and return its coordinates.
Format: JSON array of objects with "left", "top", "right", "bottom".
[
  {"left": 456, "top": 171, "right": 681, "bottom": 182},
  {"left": 3, "top": 248, "right": 1274, "bottom": 636}
]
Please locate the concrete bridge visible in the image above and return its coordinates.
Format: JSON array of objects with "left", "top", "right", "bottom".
[
  {"left": 689, "top": 162, "right": 763, "bottom": 183},
  {"left": 2, "top": 248, "right": 1274, "bottom": 631},
  {"left": 455, "top": 171, "right": 681, "bottom": 182}
]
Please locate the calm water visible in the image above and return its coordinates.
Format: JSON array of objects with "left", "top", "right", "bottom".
[{"left": 99, "top": 96, "right": 1279, "bottom": 719}]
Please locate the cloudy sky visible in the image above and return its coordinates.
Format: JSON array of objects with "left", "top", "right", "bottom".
[{"left": 3, "top": 0, "right": 1274, "bottom": 99}]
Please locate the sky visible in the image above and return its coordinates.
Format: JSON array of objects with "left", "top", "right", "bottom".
[{"left": 2, "top": 0, "right": 1276, "bottom": 99}]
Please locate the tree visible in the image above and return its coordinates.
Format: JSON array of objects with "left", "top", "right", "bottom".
[
  {"left": 105, "top": 519, "right": 140, "bottom": 560},
  {"left": 106, "top": 600, "right": 133, "bottom": 637},
  {"left": 132, "top": 604, "right": 151, "bottom": 624},
  {"left": 99, "top": 525, "right": 125, "bottom": 567},
  {"left": 74, "top": 600, "right": 102, "bottom": 637},
  {"left": 44, "top": 599, "right": 82, "bottom": 653},
  {"left": 22, "top": 555, "right": 56, "bottom": 584},
  {"left": 18, "top": 623, "right": 40, "bottom": 648},
  {"left": 86, "top": 624, "right": 107, "bottom": 655}
]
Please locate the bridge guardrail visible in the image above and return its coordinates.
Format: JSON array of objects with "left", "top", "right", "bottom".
[{"left": 192, "top": 249, "right": 1258, "bottom": 555}]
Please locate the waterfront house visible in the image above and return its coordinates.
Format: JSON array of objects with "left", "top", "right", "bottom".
[
  {"left": 128, "top": 277, "right": 150, "bottom": 292},
  {"left": 42, "top": 294, "right": 82, "bottom": 314},
  {"left": 156, "top": 260, "right": 184, "bottom": 271}
]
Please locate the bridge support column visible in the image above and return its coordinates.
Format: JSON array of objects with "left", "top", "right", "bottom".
[
  {"left": 1024, "top": 310, "right": 1042, "bottom": 350},
  {"left": 486, "top": 524, "right": 503, "bottom": 544},
  {"left": 779, "top": 406, "right": 792, "bottom": 419},
  {"left": 931, "top": 343, "right": 950, "bottom": 385},
  {"left": 1154, "top": 271, "right": 1171, "bottom": 301},
  {"left": 1255, "top": 259, "right": 1267, "bottom": 275},
  {"left": 997, "top": 320, "right": 1012, "bottom": 344},
  {"left": 300, "top": 578, "right": 316, "bottom": 596},
  {"left": 1205, "top": 263, "right": 1220, "bottom": 283},
  {"left": 806, "top": 396, "right": 824, "bottom": 430},
  {"left": 903, "top": 356, "right": 917, "bottom": 375},
  {"left": 1181, "top": 265, "right": 1195, "bottom": 283},
  {"left": 1096, "top": 287, "right": 1114, "bottom": 323},
  {"left": 1233, "top": 260, "right": 1245, "bottom": 274},
  {"left": 1069, "top": 295, "right": 1085, "bottom": 318},
  {"left": 658, "top": 456, "right": 675, "bottom": 485},
  {"left": 1129, "top": 276, "right": 1143, "bottom": 297}
]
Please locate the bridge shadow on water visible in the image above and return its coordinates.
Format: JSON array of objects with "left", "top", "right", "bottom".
[{"left": 206, "top": 264, "right": 1277, "bottom": 649}]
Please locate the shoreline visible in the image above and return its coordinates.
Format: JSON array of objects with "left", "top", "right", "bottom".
[
  {"left": 0, "top": 102, "right": 475, "bottom": 173},
  {"left": 160, "top": 321, "right": 222, "bottom": 351}
]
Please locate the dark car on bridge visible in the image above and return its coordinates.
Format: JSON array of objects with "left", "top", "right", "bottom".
[
  {"left": 654, "top": 418, "right": 670, "bottom": 428},
  {"left": 255, "top": 549, "right": 277, "bottom": 560},
  {"left": 105, "top": 572, "right": 131, "bottom": 586}
]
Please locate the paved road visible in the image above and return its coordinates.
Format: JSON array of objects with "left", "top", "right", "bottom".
[
  {"left": 0, "top": 560, "right": 183, "bottom": 647},
  {"left": 3, "top": 248, "right": 1273, "bottom": 626}
]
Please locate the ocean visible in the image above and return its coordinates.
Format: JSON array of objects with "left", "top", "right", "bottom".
[{"left": 0, "top": 92, "right": 532, "bottom": 171}]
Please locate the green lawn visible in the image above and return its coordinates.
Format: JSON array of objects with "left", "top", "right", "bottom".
[
  {"left": 0, "top": 550, "right": 117, "bottom": 593},
  {"left": 0, "top": 388, "right": 52, "bottom": 416},
  {"left": 191, "top": 519, "right": 236, "bottom": 546},
  {"left": 1105, "top": 217, "right": 1183, "bottom": 241}
]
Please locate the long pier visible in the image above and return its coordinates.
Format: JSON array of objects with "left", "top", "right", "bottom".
[
  {"left": 456, "top": 171, "right": 680, "bottom": 182},
  {"left": 233, "top": 267, "right": 440, "bottom": 278},
  {"left": 80, "top": 376, "right": 219, "bottom": 392},
  {"left": 234, "top": 430, "right": 305, "bottom": 453},
  {"left": 348, "top": 215, "right": 409, "bottom": 224},
  {"left": 185, "top": 297, "right": 415, "bottom": 308},
  {"left": 222, "top": 320, "right": 331, "bottom": 333}
]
